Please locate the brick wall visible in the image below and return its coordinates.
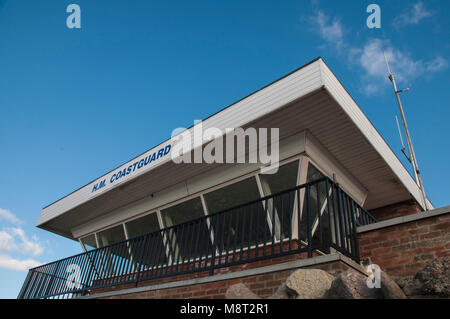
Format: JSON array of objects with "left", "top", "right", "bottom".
[
  {"left": 100, "top": 260, "right": 352, "bottom": 299},
  {"left": 358, "top": 212, "right": 450, "bottom": 277},
  {"left": 369, "top": 199, "right": 422, "bottom": 221}
]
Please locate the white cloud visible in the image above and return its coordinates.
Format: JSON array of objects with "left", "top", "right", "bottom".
[
  {"left": 0, "top": 227, "right": 43, "bottom": 257},
  {"left": 308, "top": 10, "right": 344, "bottom": 49},
  {"left": 351, "top": 39, "right": 448, "bottom": 95},
  {"left": 395, "top": 1, "right": 434, "bottom": 27},
  {"left": 425, "top": 57, "right": 448, "bottom": 72},
  {"left": 0, "top": 254, "right": 41, "bottom": 272},
  {"left": 0, "top": 208, "right": 23, "bottom": 225},
  {"left": 0, "top": 215, "right": 44, "bottom": 271},
  {"left": 306, "top": 5, "right": 447, "bottom": 95}
]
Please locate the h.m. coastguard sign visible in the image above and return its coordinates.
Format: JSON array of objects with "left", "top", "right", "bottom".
[{"left": 91, "top": 144, "right": 172, "bottom": 193}]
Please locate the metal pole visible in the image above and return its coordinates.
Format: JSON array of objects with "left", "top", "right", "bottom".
[{"left": 384, "top": 53, "right": 429, "bottom": 211}]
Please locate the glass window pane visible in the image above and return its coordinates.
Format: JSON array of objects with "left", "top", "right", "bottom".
[
  {"left": 96, "top": 225, "right": 128, "bottom": 277},
  {"left": 161, "top": 197, "right": 211, "bottom": 261},
  {"left": 259, "top": 160, "right": 299, "bottom": 196},
  {"left": 126, "top": 213, "right": 160, "bottom": 238},
  {"left": 203, "top": 177, "right": 261, "bottom": 214},
  {"left": 97, "top": 225, "right": 126, "bottom": 247},
  {"left": 80, "top": 234, "right": 97, "bottom": 251},
  {"left": 126, "top": 213, "right": 167, "bottom": 267},
  {"left": 203, "top": 177, "right": 269, "bottom": 251},
  {"left": 161, "top": 198, "right": 205, "bottom": 227},
  {"left": 301, "top": 163, "right": 331, "bottom": 253},
  {"left": 259, "top": 160, "right": 299, "bottom": 240}
]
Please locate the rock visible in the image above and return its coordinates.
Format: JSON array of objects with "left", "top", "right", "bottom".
[
  {"left": 285, "top": 269, "right": 335, "bottom": 299},
  {"left": 414, "top": 257, "right": 449, "bottom": 297},
  {"left": 394, "top": 276, "right": 422, "bottom": 296},
  {"left": 268, "top": 283, "right": 291, "bottom": 299},
  {"left": 225, "top": 283, "right": 261, "bottom": 299},
  {"left": 380, "top": 271, "right": 407, "bottom": 299},
  {"left": 325, "top": 269, "right": 382, "bottom": 299}
]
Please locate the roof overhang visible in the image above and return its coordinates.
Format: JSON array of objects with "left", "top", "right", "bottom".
[{"left": 37, "top": 58, "right": 432, "bottom": 240}]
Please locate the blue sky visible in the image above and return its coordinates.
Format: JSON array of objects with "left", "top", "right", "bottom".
[{"left": 0, "top": 0, "right": 449, "bottom": 298}]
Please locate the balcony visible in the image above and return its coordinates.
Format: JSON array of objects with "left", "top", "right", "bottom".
[{"left": 18, "top": 177, "right": 376, "bottom": 299}]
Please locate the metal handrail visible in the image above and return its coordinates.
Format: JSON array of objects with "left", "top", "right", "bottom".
[{"left": 18, "top": 177, "right": 376, "bottom": 299}]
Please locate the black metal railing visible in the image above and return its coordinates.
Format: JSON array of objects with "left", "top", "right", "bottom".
[{"left": 18, "top": 177, "right": 376, "bottom": 299}]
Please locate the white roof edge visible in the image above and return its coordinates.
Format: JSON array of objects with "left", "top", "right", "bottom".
[
  {"left": 319, "top": 59, "right": 432, "bottom": 210},
  {"left": 38, "top": 58, "right": 325, "bottom": 226}
]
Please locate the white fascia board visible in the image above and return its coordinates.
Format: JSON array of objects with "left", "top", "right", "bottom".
[
  {"left": 38, "top": 59, "right": 324, "bottom": 227},
  {"left": 319, "top": 60, "right": 431, "bottom": 210}
]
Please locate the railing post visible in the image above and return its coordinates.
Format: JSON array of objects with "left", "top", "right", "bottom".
[
  {"left": 306, "top": 185, "right": 312, "bottom": 258},
  {"left": 209, "top": 215, "right": 219, "bottom": 276},
  {"left": 134, "top": 236, "right": 147, "bottom": 287},
  {"left": 17, "top": 270, "right": 33, "bottom": 299},
  {"left": 349, "top": 199, "right": 361, "bottom": 262}
]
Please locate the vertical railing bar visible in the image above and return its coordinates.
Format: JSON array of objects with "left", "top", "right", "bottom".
[
  {"left": 148, "top": 232, "right": 160, "bottom": 280},
  {"left": 162, "top": 228, "right": 174, "bottom": 277},
  {"left": 187, "top": 221, "right": 197, "bottom": 272},
  {"left": 325, "top": 179, "right": 333, "bottom": 248},
  {"left": 192, "top": 219, "right": 201, "bottom": 271},
  {"left": 263, "top": 199, "right": 268, "bottom": 257},
  {"left": 225, "top": 210, "right": 233, "bottom": 266},
  {"left": 232, "top": 209, "right": 239, "bottom": 263},
  {"left": 247, "top": 203, "right": 254, "bottom": 260},
  {"left": 343, "top": 193, "right": 351, "bottom": 254},
  {"left": 216, "top": 212, "right": 226, "bottom": 268},
  {"left": 174, "top": 223, "right": 186, "bottom": 274},
  {"left": 349, "top": 199, "right": 361, "bottom": 261},
  {"left": 181, "top": 222, "right": 192, "bottom": 273},
  {"left": 18, "top": 270, "right": 32, "bottom": 299},
  {"left": 306, "top": 185, "right": 312, "bottom": 258},
  {"left": 144, "top": 232, "right": 156, "bottom": 279},
  {"left": 297, "top": 187, "right": 302, "bottom": 251},
  {"left": 133, "top": 236, "right": 146, "bottom": 284},
  {"left": 35, "top": 264, "right": 49, "bottom": 298},
  {"left": 239, "top": 207, "right": 246, "bottom": 262},
  {"left": 288, "top": 190, "right": 293, "bottom": 251},
  {"left": 316, "top": 182, "right": 322, "bottom": 249},
  {"left": 254, "top": 201, "right": 260, "bottom": 258},
  {"left": 209, "top": 214, "right": 219, "bottom": 275}
]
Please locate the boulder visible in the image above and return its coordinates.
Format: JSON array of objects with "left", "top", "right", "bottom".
[
  {"left": 415, "top": 257, "right": 449, "bottom": 297},
  {"left": 268, "top": 283, "right": 291, "bottom": 299},
  {"left": 394, "top": 276, "right": 422, "bottom": 296},
  {"left": 380, "top": 271, "right": 407, "bottom": 299},
  {"left": 225, "top": 283, "right": 261, "bottom": 299},
  {"left": 325, "top": 269, "right": 382, "bottom": 299},
  {"left": 285, "top": 269, "right": 335, "bottom": 299},
  {"left": 396, "top": 257, "right": 450, "bottom": 298}
]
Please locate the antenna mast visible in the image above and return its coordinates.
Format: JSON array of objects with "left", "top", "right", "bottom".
[{"left": 384, "top": 53, "right": 429, "bottom": 211}]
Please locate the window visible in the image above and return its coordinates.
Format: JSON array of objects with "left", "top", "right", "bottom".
[
  {"left": 161, "top": 197, "right": 205, "bottom": 227},
  {"left": 97, "top": 225, "right": 126, "bottom": 247},
  {"left": 125, "top": 213, "right": 166, "bottom": 267},
  {"left": 259, "top": 160, "right": 299, "bottom": 240},
  {"left": 80, "top": 234, "right": 97, "bottom": 251},
  {"left": 126, "top": 213, "right": 160, "bottom": 238},
  {"left": 300, "top": 163, "right": 331, "bottom": 252},
  {"left": 203, "top": 177, "right": 269, "bottom": 251},
  {"left": 161, "top": 197, "right": 211, "bottom": 261}
]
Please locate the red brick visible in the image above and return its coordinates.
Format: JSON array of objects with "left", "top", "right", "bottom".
[{"left": 372, "top": 247, "right": 392, "bottom": 255}]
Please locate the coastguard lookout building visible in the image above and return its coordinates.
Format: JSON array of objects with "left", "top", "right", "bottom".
[{"left": 18, "top": 58, "right": 433, "bottom": 299}]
